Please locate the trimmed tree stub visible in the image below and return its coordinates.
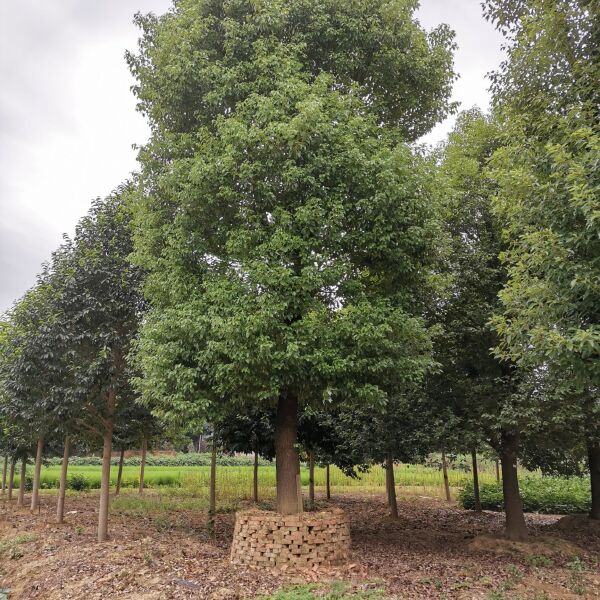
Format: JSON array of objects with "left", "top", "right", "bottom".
[{"left": 230, "top": 508, "right": 350, "bottom": 569}]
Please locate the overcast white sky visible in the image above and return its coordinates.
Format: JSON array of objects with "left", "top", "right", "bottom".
[{"left": 0, "top": 0, "right": 504, "bottom": 314}]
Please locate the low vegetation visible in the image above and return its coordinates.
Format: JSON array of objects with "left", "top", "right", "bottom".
[
  {"left": 257, "top": 583, "right": 385, "bottom": 600},
  {"left": 459, "top": 477, "right": 592, "bottom": 515},
  {"left": 0, "top": 534, "right": 36, "bottom": 560},
  {"left": 44, "top": 452, "right": 274, "bottom": 468},
  {"left": 16, "top": 461, "right": 499, "bottom": 495}
]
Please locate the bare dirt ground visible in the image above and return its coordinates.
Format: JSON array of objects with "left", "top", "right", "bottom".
[{"left": 0, "top": 492, "right": 598, "bottom": 599}]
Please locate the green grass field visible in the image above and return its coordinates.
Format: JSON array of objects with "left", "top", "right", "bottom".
[
  {"left": 14, "top": 461, "right": 499, "bottom": 500},
  {"left": 8, "top": 461, "right": 591, "bottom": 520},
  {"left": 18, "top": 461, "right": 494, "bottom": 518}
]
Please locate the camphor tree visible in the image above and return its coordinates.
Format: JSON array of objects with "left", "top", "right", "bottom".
[
  {"left": 0, "top": 272, "right": 69, "bottom": 514},
  {"left": 433, "top": 109, "right": 551, "bottom": 540},
  {"left": 216, "top": 407, "right": 275, "bottom": 504},
  {"left": 297, "top": 406, "right": 356, "bottom": 507},
  {"left": 485, "top": 0, "right": 600, "bottom": 520},
  {"left": 518, "top": 370, "right": 591, "bottom": 479},
  {"left": 129, "top": 0, "right": 456, "bottom": 515},
  {"left": 337, "top": 390, "right": 433, "bottom": 519},
  {"left": 112, "top": 401, "right": 163, "bottom": 496},
  {"left": 51, "top": 189, "right": 145, "bottom": 540},
  {"left": 0, "top": 323, "right": 15, "bottom": 499}
]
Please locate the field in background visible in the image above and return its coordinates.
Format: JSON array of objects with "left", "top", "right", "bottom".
[
  {"left": 9, "top": 460, "right": 499, "bottom": 518},
  {"left": 15, "top": 460, "right": 500, "bottom": 501}
]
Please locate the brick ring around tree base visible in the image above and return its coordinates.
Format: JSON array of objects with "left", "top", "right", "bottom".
[{"left": 230, "top": 507, "right": 351, "bottom": 569}]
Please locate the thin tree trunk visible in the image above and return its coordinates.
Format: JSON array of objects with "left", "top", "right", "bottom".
[
  {"left": 500, "top": 430, "right": 527, "bottom": 540},
  {"left": 139, "top": 435, "right": 147, "bottom": 494},
  {"left": 7, "top": 460, "right": 15, "bottom": 502},
  {"left": 207, "top": 436, "right": 217, "bottom": 533},
  {"left": 115, "top": 447, "right": 125, "bottom": 496},
  {"left": 30, "top": 437, "right": 44, "bottom": 512},
  {"left": 1, "top": 455, "right": 7, "bottom": 495},
  {"left": 495, "top": 459, "right": 500, "bottom": 482},
  {"left": 326, "top": 463, "right": 331, "bottom": 501},
  {"left": 471, "top": 448, "right": 482, "bottom": 512},
  {"left": 275, "top": 393, "right": 302, "bottom": 514},
  {"left": 441, "top": 449, "right": 451, "bottom": 502},
  {"left": 98, "top": 388, "right": 115, "bottom": 542},
  {"left": 385, "top": 457, "right": 391, "bottom": 507},
  {"left": 296, "top": 458, "right": 303, "bottom": 513},
  {"left": 57, "top": 435, "right": 70, "bottom": 524},
  {"left": 17, "top": 457, "right": 26, "bottom": 507},
  {"left": 308, "top": 450, "right": 315, "bottom": 509},
  {"left": 253, "top": 451, "right": 259, "bottom": 503},
  {"left": 386, "top": 455, "right": 398, "bottom": 519},
  {"left": 587, "top": 440, "right": 600, "bottom": 520}
]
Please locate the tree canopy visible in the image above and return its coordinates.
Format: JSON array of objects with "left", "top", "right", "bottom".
[{"left": 129, "top": 0, "right": 454, "bottom": 514}]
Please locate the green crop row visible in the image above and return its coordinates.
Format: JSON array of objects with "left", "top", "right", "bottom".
[
  {"left": 43, "top": 452, "right": 273, "bottom": 468},
  {"left": 10, "top": 462, "right": 500, "bottom": 500},
  {"left": 458, "top": 477, "right": 591, "bottom": 514},
  {"left": 10, "top": 463, "right": 590, "bottom": 514}
]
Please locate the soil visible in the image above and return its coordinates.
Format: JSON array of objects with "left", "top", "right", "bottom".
[{"left": 0, "top": 492, "right": 599, "bottom": 599}]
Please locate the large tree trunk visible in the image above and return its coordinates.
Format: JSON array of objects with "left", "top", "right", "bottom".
[
  {"left": 275, "top": 393, "right": 302, "bottom": 514},
  {"left": 17, "top": 457, "right": 26, "bottom": 507},
  {"left": 308, "top": 450, "right": 315, "bottom": 509},
  {"left": 139, "top": 435, "right": 148, "bottom": 495},
  {"left": 471, "top": 448, "right": 482, "bottom": 512},
  {"left": 1, "top": 455, "right": 7, "bottom": 495},
  {"left": 207, "top": 436, "right": 217, "bottom": 533},
  {"left": 386, "top": 455, "right": 398, "bottom": 519},
  {"left": 115, "top": 447, "right": 125, "bottom": 496},
  {"left": 326, "top": 463, "right": 331, "bottom": 501},
  {"left": 253, "top": 451, "right": 259, "bottom": 503},
  {"left": 588, "top": 440, "right": 600, "bottom": 520},
  {"left": 57, "top": 435, "right": 70, "bottom": 524},
  {"left": 500, "top": 430, "right": 527, "bottom": 540},
  {"left": 7, "top": 460, "right": 15, "bottom": 502},
  {"left": 30, "top": 437, "right": 44, "bottom": 512},
  {"left": 441, "top": 449, "right": 451, "bottom": 502},
  {"left": 98, "top": 389, "right": 115, "bottom": 542}
]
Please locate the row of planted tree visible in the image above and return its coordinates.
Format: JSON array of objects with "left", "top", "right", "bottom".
[{"left": 1, "top": 0, "right": 599, "bottom": 545}]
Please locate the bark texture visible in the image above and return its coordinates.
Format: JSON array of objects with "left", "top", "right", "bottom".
[
  {"left": 275, "top": 393, "right": 302, "bottom": 514},
  {"left": 471, "top": 448, "right": 482, "bottom": 512},
  {"left": 17, "top": 457, "right": 26, "bottom": 507},
  {"left": 500, "top": 430, "right": 528, "bottom": 540},
  {"left": 441, "top": 450, "right": 451, "bottom": 502},
  {"left": 1, "top": 455, "right": 7, "bottom": 494},
  {"left": 386, "top": 455, "right": 398, "bottom": 519},
  {"left": 139, "top": 435, "right": 148, "bottom": 495},
  {"left": 588, "top": 440, "right": 600, "bottom": 520},
  {"left": 308, "top": 451, "right": 315, "bottom": 508},
  {"left": 98, "top": 388, "right": 116, "bottom": 542},
  {"left": 253, "top": 451, "right": 259, "bottom": 504},
  {"left": 30, "top": 437, "right": 44, "bottom": 512},
  {"left": 57, "top": 435, "right": 70, "bottom": 524},
  {"left": 208, "top": 438, "right": 217, "bottom": 532},
  {"left": 115, "top": 448, "right": 125, "bottom": 496},
  {"left": 7, "top": 460, "right": 15, "bottom": 501}
]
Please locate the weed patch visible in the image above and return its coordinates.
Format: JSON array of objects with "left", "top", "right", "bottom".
[
  {"left": 256, "top": 582, "right": 385, "bottom": 600},
  {"left": 0, "top": 534, "right": 36, "bottom": 560}
]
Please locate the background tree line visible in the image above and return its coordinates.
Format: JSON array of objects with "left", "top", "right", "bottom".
[{"left": 0, "top": 0, "right": 598, "bottom": 544}]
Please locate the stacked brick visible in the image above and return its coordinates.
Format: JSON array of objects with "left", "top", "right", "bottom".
[{"left": 230, "top": 508, "right": 350, "bottom": 569}]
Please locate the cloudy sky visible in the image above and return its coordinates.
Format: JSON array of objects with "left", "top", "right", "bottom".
[{"left": 0, "top": 0, "right": 504, "bottom": 315}]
